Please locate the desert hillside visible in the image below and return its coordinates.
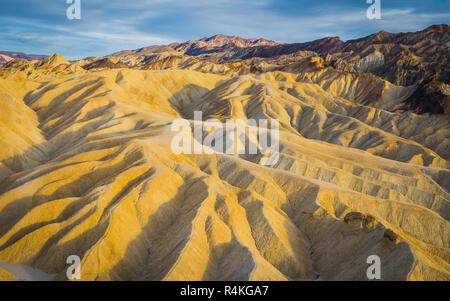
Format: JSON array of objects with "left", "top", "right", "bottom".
[{"left": 0, "top": 28, "right": 449, "bottom": 281}]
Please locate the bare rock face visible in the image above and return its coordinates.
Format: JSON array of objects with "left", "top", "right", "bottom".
[
  {"left": 384, "top": 229, "right": 399, "bottom": 243},
  {"left": 344, "top": 212, "right": 377, "bottom": 229},
  {"left": 344, "top": 212, "right": 365, "bottom": 223},
  {"left": 237, "top": 37, "right": 344, "bottom": 59},
  {"left": 403, "top": 80, "right": 450, "bottom": 114},
  {"left": 172, "top": 34, "right": 281, "bottom": 56},
  {"left": 328, "top": 25, "right": 450, "bottom": 86}
]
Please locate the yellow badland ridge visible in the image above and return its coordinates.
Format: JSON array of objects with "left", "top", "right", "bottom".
[{"left": 0, "top": 52, "right": 448, "bottom": 281}]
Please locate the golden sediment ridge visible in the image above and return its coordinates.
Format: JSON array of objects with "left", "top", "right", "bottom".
[{"left": 0, "top": 54, "right": 448, "bottom": 280}]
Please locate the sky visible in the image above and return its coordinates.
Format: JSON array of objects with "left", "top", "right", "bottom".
[{"left": 0, "top": 0, "right": 449, "bottom": 60}]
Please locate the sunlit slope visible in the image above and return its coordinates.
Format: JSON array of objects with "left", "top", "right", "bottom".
[
  {"left": 0, "top": 68, "right": 448, "bottom": 280},
  {"left": 0, "top": 79, "right": 47, "bottom": 182}
]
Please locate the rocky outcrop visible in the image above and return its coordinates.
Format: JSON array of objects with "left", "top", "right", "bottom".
[
  {"left": 403, "top": 80, "right": 450, "bottom": 114},
  {"left": 172, "top": 34, "right": 280, "bottom": 56}
]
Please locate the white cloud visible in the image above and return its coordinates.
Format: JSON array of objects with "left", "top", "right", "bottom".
[{"left": 1, "top": 0, "right": 448, "bottom": 58}]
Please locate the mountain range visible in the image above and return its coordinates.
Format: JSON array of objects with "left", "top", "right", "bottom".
[
  {"left": 3, "top": 24, "right": 448, "bottom": 114},
  {"left": 0, "top": 51, "right": 47, "bottom": 63},
  {"left": 106, "top": 24, "right": 449, "bottom": 86}
]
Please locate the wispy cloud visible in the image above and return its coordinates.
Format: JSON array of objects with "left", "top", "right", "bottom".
[{"left": 0, "top": 0, "right": 448, "bottom": 59}]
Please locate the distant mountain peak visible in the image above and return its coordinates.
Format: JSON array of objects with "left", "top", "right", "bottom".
[
  {"left": 38, "top": 53, "right": 69, "bottom": 67},
  {"left": 203, "top": 33, "right": 228, "bottom": 40},
  {"left": 172, "top": 34, "right": 280, "bottom": 56},
  {"left": 0, "top": 51, "right": 46, "bottom": 61},
  {"left": 198, "top": 34, "right": 279, "bottom": 46},
  {"left": 424, "top": 24, "right": 449, "bottom": 32}
]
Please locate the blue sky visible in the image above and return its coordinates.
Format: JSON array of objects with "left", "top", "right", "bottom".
[{"left": 1, "top": 0, "right": 449, "bottom": 60}]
